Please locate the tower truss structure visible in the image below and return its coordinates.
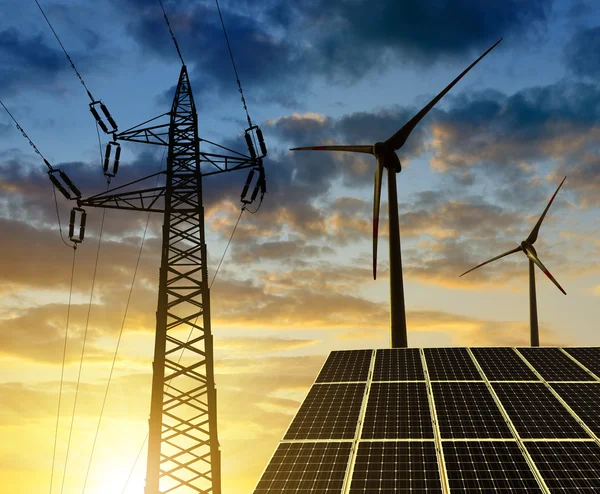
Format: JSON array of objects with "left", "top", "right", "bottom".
[{"left": 79, "top": 65, "right": 265, "bottom": 493}]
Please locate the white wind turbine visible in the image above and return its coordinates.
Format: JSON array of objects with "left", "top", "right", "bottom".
[
  {"left": 460, "top": 177, "right": 567, "bottom": 346},
  {"left": 291, "top": 38, "right": 502, "bottom": 348}
]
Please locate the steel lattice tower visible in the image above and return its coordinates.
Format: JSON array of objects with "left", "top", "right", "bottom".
[
  {"left": 145, "top": 65, "right": 219, "bottom": 494},
  {"left": 79, "top": 64, "right": 266, "bottom": 493}
]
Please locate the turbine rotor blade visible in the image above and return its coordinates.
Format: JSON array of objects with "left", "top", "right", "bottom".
[
  {"left": 385, "top": 38, "right": 503, "bottom": 152},
  {"left": 528, "top": 251, "right": 567, "bottom": 295},
  {"left": 290, "top": 145, "right": 374, "bottom": 154},
  {"left": 459, "top": 244, "right": 522, "bottom": 277},
  {"left": 373, "top": 157, "right": 384, "bottom": 279},
  {"left": 526, "top": 176, "right": 567, "bottom": 244}
]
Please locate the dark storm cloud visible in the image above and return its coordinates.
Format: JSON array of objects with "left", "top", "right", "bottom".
[
  {"left": 430, "top": 80, "right": 600, "bottom": 207},
  {"left": 0, "top": 28, "right": 67, "bottom": 95},
  {"left": 564, "top": 25, "right": 600, "bottom": 79},
  {"left": 115, "top": 0, "right": 551, "bottom": 108}
]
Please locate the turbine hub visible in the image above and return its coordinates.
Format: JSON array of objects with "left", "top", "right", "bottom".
[
  {"left": 373, "top": 142, "right": 401, "bottom": 172},
  {"left": 521, "top": 240, "right": 536, "bottom": 255}
]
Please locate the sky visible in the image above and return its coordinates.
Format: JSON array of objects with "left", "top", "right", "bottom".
[{"left": 1, "top": 0, "right": 600, "bottom": 492}]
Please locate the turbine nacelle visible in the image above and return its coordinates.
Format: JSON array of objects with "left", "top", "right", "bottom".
[
  {"left": 373, "top": 143, "right": 402, "bottom": 172},
  {"left": 521, "top": 241, "right": 537, "bottom": 259},
  {"left": 290, "top": 39, "right": 503, "bottom": 280}
]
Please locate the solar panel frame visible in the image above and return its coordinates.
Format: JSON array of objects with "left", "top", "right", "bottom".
[
  {"left": 471, "top": 347, "right": 539, "bottom": 381},
  {"left": 550, "top": 383, "right": 600, "bottom": 436},
  {"left": 349, "top": 441, "right": 443, "bottom": 493},
  {"left": 315, "top": 349, "right": 372, "bottom": 383},
  {"left": 492, "top": 382, "right": 592, "bottom": 439},
  {"left": 525, "top": 441, "right": 600, "bottom": 492},
  {"left": 253, "top": 347, "right": 600, "bottom": 494},
  {"left": 432, "top": 382, "right": 514, "bottom": 439},
  {"left": 517, "top": 347, "right": 596, "bottom": 381},
  {"left": 424, "top": 347, "right": 482, "bottom": 381},
  {"left": 361, "top": 382, "right": 435, "bottom": 439},
  {"left": 563, "top": 347, "right": 600, "bottom": 378},
  {"left": 253, "top": 441, "right": 353, "bottom": 493},
  {"left": 284, "top": 383, "right": 367, "bottom": 440},
  {"left": 442, "top": 441, "right": 544, "bottom": 493},
  {"left": 372, "top": 348, "right": 425, "bottom": 381}
]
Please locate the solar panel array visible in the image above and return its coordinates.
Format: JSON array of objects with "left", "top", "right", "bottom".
[{"left": 253, "top": 347, "right": 600, "bottom": 493}]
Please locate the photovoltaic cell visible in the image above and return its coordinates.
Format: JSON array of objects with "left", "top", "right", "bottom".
[
  {"left": 433, "top": 382, "right": 513, "bottom": 438},
  {"left": 492, "top": 382, "right": 590, "bottom": 438},
  {"left": 424, "top": 348, "right": 481, "bottom": 381},
  {"left": 517, "top": 347, "right": 595, "bottom": 381},
  {"left": 361, "top": 382, "right": 434, "bottom": 439},
  {"left": 254, "top": 442, "right": 352, "bottom": 493},
  {"left": 564, "top": 347, "right": 600, "bottom": 377},
  {"left": 284, "top": 383, "right": 365, "bottom": 440},
  {"left": 525, "top": 441, "right": 600, "bottom": 492},
  {"left": 471, "top": 347, "right": 538, "bottom": 381},
  {"left": 443, "top": 441, "right": 543, "bottom": 492},
  {"left": 254, "top": 347, "right": 600, "bottom": 494},
  {"left": 372, "top": 348, "right": 424, "bottom": 381},
  {"left": 350, "top": 441, "right": 442, "bottom": 493},
  {"left": 551, "top": 383, "right": 600, "bottom": 435},
  {"left": 315, "top": 350, "right": 372, "bottom": 383}
]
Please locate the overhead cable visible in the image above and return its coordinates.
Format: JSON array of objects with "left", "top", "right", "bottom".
[{"left": 158, "top": 0, "right": 185, "bottom": 65}]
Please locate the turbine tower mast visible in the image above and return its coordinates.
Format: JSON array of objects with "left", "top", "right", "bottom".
[{"left": 291, "top": 39, "right": 502, "bottom": 349}]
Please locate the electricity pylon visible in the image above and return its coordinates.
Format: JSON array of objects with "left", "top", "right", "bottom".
[{"left": 78, "top": 64, "right": 266, "bottom": 493}]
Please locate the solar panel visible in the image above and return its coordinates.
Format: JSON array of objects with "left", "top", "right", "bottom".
[
  {"left": 471, "top": 347, "right": 538, "bottom": 381},
  {"left": 564, "top": 347, "right": 600, "bottom": 377},
  {"left": 253, "top": 347, "right": 600, "bottom": 494},
  {"left": 361, "top": 382, "right": 434, "bottom": 439},
  {"left": 315, "top": 349, "right": 372, "bottom": 383},
  {"left": 433, "top": 382, "right": 513, "bottom": 438},
  {"left": 517, "top": 347, "right": 595, "bottom": 381},
  {"left": 443, "top": 441, "right": 543, "bottom": 492},
  {"left": 424, "top": 347, "right": 481, "bottom": 380},
  {"left": 525, "top": 441, "right": 600, "bottom": 492},
  {"left": 254, "top": 442, "right": 352, "bottom": 493},
  {"left": 284, "top": 383, "right": 366, "bottom": 440},
  {"left": 551, "top": 383, "right": 600, "bottom": 435},
  {"left": 492, "top": 382, "right": 591, "bottom": 438},
  {"left": 349, "top": 441, "right": 443, "bottom": 493},
  {"left": 372, "top": 348, "right": 424, "bottom": 381}
]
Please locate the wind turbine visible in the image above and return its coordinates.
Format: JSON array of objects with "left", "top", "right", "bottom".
[
  {"left": 460, "top": 177, "right": 567, "bottom": 346},
  {"left": 290, "top": 38, "right": 502, "bottom": 348}
]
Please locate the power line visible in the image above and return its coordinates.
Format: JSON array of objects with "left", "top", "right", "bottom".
[
  {"left": 33, "top": 0, "right": 95, "bottom": 102},
  {"left": 82, "top": 207, "right": 152, "bottom": 492},
  {"left": 49, "top": 245, "right": 77, "bottom": 494},
  {"left": 84, "top": 147, "right": 167, "bottom": 493},
  {"left": 0, "top": 99, "right": 52, "bottom": 169},
  {"left": 210, "top": 207, "right": 244, "bottom": 289},
  {"left": 158, "top": 0, "right": 185, "bottom": 65},
  {"left": 60, "top": 199, "right": 108, "bottom": 494},
  {"left": 215, "top": 0, "right": 253, "bottom": 129}
]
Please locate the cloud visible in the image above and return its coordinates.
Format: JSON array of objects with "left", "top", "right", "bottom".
[
  {"left": 564, "top": 25, "right": 600, "bottom": 79},
  {"left": 426, "top": 81, "right": 600, "bottom": 209},
  {"left": 116, "top": 0, "right": 551, "bottom": 108}
]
